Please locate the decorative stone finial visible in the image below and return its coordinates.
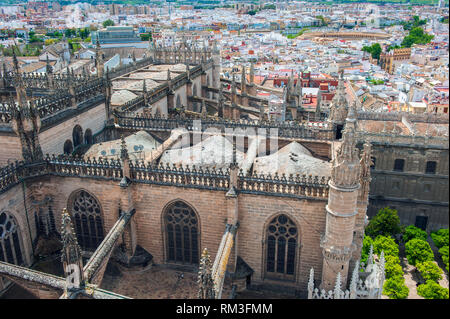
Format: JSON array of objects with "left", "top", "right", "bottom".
[
  {"left": 120, "top": 135, "right": 129, "bottom": 160},
  {"left": 198, "top": 248, "right": 215, "bottom": 299},
  {"left": 61, "top": 208, "right": 84, "bottom": 289}
]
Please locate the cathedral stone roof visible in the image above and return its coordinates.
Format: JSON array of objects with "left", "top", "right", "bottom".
[
  {"left": 85, "top": 131, "right": 160, "bottom": 161},
  {"left": 128, "top": 71, "right": 170, "bottom": 81},
  {"left": 253, "top": 142, "right": 331, "bottom": 177},
  {"left": 147, "top": 63, "right": 192, "bottom": 73},
  {"left": 160, "top": 135, "right": 245, "bottom": 170},
  {"left": 111, "top": 89, "right": 138, "bottom": 106},
  {"left": 112, "top": 79, "right": 160, "bottom": 91}
]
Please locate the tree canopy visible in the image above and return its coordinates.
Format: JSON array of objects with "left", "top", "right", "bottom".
[
  {"left": 401, "top": 27, "right": 434, "bottom": 48},
  {"left": 365, "top": 207, "right": 401, "bottom": 238},
  {"left": 403, "top": 225, "right": 428, "bottom": 243},
  {"left": 383, "top": 275, "right": 409, "bottom": 299},
  {"left": 103, "top": 19, "right": 115, "bottom": 28},
  {"left": 373, "top": 235, "right": 399, "bottom": 257},
  {"left": 361, "top": 43, "right": 382, "bottom": 60},
  {"left": 417, "top": 280, "right": 449, "bottom": 299},
  {"left": 405, "top": 239, "right": 434, "bottom": 266},
  {"left": 416, "top": 261, "right": 443, "bottom": 282}
]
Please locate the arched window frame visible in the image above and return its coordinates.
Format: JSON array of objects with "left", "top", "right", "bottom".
[
  {"left": 263, "top": 213, "right": 299, "bottom": 282},
  {"left": 72, "top": 125, "right": 84, "bottom": 148},
  {"left": 162, "top": 200, "right": 200, "bottom": 265},
  {"left": 0, "top": 211, "right": 25, "bottom": 266},
  {"left": 68, "top": 190, "right": 104, "bottom": 251}
]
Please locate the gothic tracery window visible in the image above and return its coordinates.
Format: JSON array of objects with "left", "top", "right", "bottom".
[
  {"left": 265, "top": 214, "right": 298, "bottom": 281},
  {"left": 0, "top": 211, "right": 24, "bottom": 266},
  {"left": 164, "top": 201, "right": 199, "bottom": 265},
  {"left": 70, "top": 190, "right": 104, "bottom": 251}
]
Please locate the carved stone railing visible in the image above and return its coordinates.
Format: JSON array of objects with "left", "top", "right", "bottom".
[
  {"left": 115, "top": 113, "right": 335, "bottom": 140},
  {"left": 0, "top": 77, "right": 106, "bottom": 124},
  {"left": 107, "top": 57, "right": 154, "bottom": 79},
  {"left": 1, "top": 157, "right": 329, "bottom": 200},
  {"left": 357, "top": 131, "right": 449, "bottom": 148},
  {"left": 2, "top": 72, "right": 90, "bottom": 90},
  {"left": 238, "top": 171, "right": 330, "bottom": 198},
  {"left": 130, "top": 161, "right": 230, "bottom": 191},
  {"left": 357, "top": 110, "right": 449, "bottom": 124}
]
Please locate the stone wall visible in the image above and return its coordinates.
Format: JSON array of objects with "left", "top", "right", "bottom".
[
  {"left": 39, "top": 103, "right": 107, "bottom": 155},
  {"left": 368, "top": 143, "right": 449, "bottom": 231},
  {"left": 3, "top": 173, "right": 328, "bottom": 295},
  {"left": 0, "top": 182, "right": 35, "bottom": 267},
  {"left": 0, "top": 133, "right": 21, "bottom": 166}
]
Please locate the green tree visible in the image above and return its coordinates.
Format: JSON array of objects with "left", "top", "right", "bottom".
[
  {"left": 263, "top": 4, "right": 276, "bottom": 9},
  {"left": 373, "top": 235, "right": 399, "bottom": 257},
  {"left": 403, "top": 225, "right": 428, "bottom": 243},
  {"left": 416, "top": 261, "right": 443, "bottom": 282},
  {"left": 401, "top": 27, "right": 434, "bottom": 48},
  {"left": 438, "top": 246, "right": 448, "bottom": 272},
  {"left": 361, "top": 235, "right": 373, "bottom": 265},
  {"left": 365, "top": 207, "right": 401, "bottom": 238},
  {"left": 417, "top": 280, "right": 449, "bottom": 299},
  {"left": 384, "top": 255, "right": 403, "bottom": 279},
  {"left": 103, "top": 19, "right": 115, "bottom": 28},
  {"left": 431, "top": 229, "right": 449, "bottom": 248},
  {"left": 405, "top": 239, "right": 434, "bottom": 266},
  {"left": 361, "top": 43, "right": 382, "bottom": 60},
  {"left": 247, "top": 10, "right": 257, "bottom": 15},
  {"left": 383, "top": 276, "right": 409, "bottom": 299},
  {"left": 140, "top": 33, "right": 151, "bottom": 41}
]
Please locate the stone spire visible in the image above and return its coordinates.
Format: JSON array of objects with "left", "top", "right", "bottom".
[
  {"left": 329, "top": 70, "right": 349, "bottom": 125},
  {"left": 240, "top": 64, "right": 246, "bottom": 93},
  {"left": 46, "top": 55, "right": 53, "bottom": 74},
  {"left": 95, "top": 39, "right": 104, "bottom": 77},
  {"left": 359, "top": 141, "right": 373, "bottom": 201},
  {"left": 119, "top": 135, "right": 131, "bottom": 188},
  {"left": 334, "top": 272, "right": 342, "bottom": 299},
  {"left": 61, "top": 208, "right": 84, "bottom": 289},
  {"left": 296, "top": 73, "right": 303, "bottom": 108},
  {"left": 201, "top": 99, "right": 207, "bottom": 118},
  {"left": 331, "top": 100, "right": 360, "bottom": 190},
  {"left": 315, "top": 89, "right": 322, "bottom": 121},
  {"left": 307, "top": 268, "right": 315, "bottom": 299},
  {"left": 185, "top": 63, "right": 190, "bottom": 81},
  {"left": 249, "top": 61, "right": 255, "bottom": 84},
  {"left": 198, "top": 248, "right": 215, "bottom": 299},
  {"left": 231, "top": 74, "right": 237, "bottom": 104},
  {"left": 120, "top": 134, "right": 129, "bottom": 161},
  {"left": 218, "top": 85, "right": 224, "bottom": 118},
  {"left": 10, "top": 98, "right": 43, "bottom": 162},
  {"left": 12, "top": 50, "right": 27, "bottom": 107}
]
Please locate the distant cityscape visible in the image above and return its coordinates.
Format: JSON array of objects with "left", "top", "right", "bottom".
[{"left": 0, "top": 0, "right": 448, "bottom": 302}]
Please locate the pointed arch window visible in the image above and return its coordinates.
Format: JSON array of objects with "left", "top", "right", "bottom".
[
  {"left": 164, "top": 201, "right": 199, "bottom": 265},
  {"left": 265, "top": 214, "right": 298, "bottom": 281},
  {"left": 70, "top": 190, "right": 104, "bottom": 251},
  {"left": 0, "top": 211, "right": 24, "bottom": 266}
]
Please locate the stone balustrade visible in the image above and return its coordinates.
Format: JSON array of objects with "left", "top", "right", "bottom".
[
  {"left": 0, "top": 77, "right": 106, "bottom": 124},
  {"left": 0, "top": 156, "right": 329, "bottom": 200},
  {"left": 115, "top": 113, "right": 335, "bottom": 140}
]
